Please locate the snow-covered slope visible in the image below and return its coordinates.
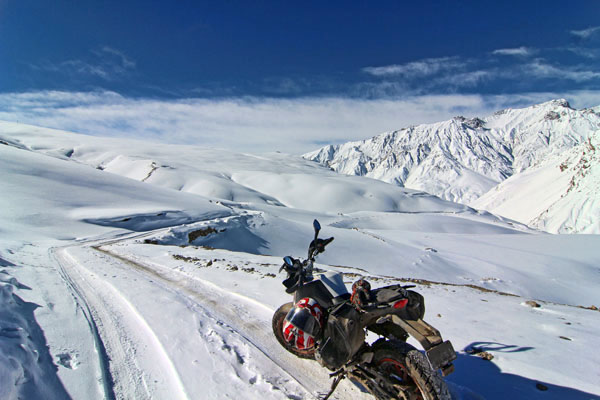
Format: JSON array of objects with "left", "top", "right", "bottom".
[
  {"left": 304, "top": 100, "right": 600, "bottom": 233},
  {"left": 0, "top": 121, "right": 469, "bottom": 215},
  {"left": 1, "top": 121, "right": 600, "bottom": 400},
  {"left": 472, "top": 132, "right": 600, "bottom": 233}
]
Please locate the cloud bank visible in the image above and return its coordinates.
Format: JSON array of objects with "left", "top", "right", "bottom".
[{"left": 2, "top": 90, "right": 600, "bottom": 154}]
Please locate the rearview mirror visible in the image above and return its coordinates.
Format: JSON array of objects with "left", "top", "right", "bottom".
[
  {"left": 283, "top": 256, "right": 294, "bottom": 267},
  {"left": 313, "top": 219, "right": 321, "bottom": 234}
]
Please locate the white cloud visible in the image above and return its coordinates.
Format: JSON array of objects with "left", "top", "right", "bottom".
[
  {"left": 96, "top": 46, "right": 136, "bottom": 69},
  {"left": 565, "top": 46, "right": 600, "bottom": 59},
  {"left": 492, "top": 47, "right": 535, "bottom": 56},
  {"left": 526, "top": 59, "right": 600, "bottom": 82},
  {"left": 570, "top": 26, "right": 600, "bottom": 39},
  {"left": 363, "top": 57, "right": 464, "bottom": 78},
  {"left": 29, "top": 47, "right": 136, "bottom": 81},
  {"left": 433, "top": 70, "right": 493, "bottom": 89},
  {"left": 1, "top": 90, "right": 599, "bottom": 154}
]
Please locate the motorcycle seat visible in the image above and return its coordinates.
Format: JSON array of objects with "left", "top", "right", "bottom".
[
  {"left": 371, "top": 285, "right": 407, "bottom": 305},
  {"left": 331, "top": 293, "right": 351, "bottom": 306}
]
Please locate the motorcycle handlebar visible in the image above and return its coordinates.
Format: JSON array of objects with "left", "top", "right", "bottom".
[
  {"left": 281, "top": 220, "right": 333, "bottom": 291},
  {"left": 308, "top": 236, "right": 334, "bottom": 259}
]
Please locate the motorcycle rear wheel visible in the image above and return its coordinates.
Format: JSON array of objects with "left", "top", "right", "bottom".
[
  {"left": 369, "top": 340, "right": 451, "bottom": 400},
  {"left": 272, "top": 302, "right": 316, "bottom": 359}
]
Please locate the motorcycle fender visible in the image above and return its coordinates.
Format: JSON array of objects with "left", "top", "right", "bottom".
[{"left": 390, "top": 315, "right": 442, "bottom": 349}]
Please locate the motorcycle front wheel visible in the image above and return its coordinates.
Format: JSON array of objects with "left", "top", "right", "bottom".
[
  {"left": 272, "top": 302, "right": 316, "bottom": 359},
  {"left": 369, "top": 339, "right": 451, "bottom": 400}
]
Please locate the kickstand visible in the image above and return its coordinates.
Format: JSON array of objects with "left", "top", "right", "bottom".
[{"left": 321, "top": 370, "right": 346, "bottom": 400}]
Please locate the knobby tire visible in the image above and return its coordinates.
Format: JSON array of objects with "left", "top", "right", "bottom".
[{"left": 369, "top": 339, "right": 451, "bottom": 400}]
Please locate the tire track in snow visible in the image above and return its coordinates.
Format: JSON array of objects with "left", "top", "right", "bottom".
[
  {"left": 57, "top": 239, "right": 315, "bottom": 399},
  {"left": 52, "top": 247, "right": 117, "bottom": 400},
  {"left": 92, "top": 245, "right": 372, "bottom": 400},
  {"left": 54, "top": 247, "right": 189, "bottom": 400}
]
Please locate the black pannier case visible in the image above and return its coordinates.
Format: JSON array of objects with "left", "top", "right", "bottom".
[{"left": 316, "top": 303, "right": 364, "bottom": 370}]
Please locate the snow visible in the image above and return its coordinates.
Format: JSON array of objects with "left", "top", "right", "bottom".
[{"left": 1, "top": 120, "right": 599, "bottom": 399}]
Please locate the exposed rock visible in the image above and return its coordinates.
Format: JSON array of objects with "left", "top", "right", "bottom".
[
  {"left": 188, "top": 227, "right": 218, "bottom": 243},
  {"left": 536, "top": 383, "right": 549, "bottom": 391},
  {"left": 466, "top": 347, "right": 494, "bottom": 360}
]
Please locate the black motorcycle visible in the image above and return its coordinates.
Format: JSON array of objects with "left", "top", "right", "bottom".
[{"left": 272, "top": 220, "right": 456, "bottom": 400}]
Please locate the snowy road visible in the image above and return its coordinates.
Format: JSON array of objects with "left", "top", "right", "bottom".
[{"left": 53, "top": 236, "right": 372, "bottom": 400}]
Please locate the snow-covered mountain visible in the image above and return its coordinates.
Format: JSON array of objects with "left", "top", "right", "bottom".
[{"left": 304, "top": 99, "right": 600, "bottom": 233}]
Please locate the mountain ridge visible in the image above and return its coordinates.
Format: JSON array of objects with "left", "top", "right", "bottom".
[{"left": 304, "top": 99, "right": 600, "bottom": 233}]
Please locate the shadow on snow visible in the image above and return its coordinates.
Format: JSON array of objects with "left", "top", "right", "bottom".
[
  {"left": 446, "top": 342, "right": 599, "bottom": 400},
  {"left": 0, "top": 272, "right": 72, "bottom": 400}
]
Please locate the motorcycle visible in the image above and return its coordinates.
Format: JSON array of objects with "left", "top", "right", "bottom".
[{"left": 272, "top": 220, "right": 456, "bottom": 400}]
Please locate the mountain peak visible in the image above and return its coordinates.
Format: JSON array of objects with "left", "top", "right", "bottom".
[{"left": 543, "top": 98, "right": 572, "bottom": 109}]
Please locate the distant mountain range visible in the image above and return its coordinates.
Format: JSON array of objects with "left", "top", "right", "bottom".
[{"left": 304, "top": 99, "right": 600, "bottom": 233}]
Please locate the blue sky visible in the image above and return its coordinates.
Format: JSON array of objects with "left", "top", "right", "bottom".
[{"left": 1, "top": 1, "right": 600, "bottom": 152}]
